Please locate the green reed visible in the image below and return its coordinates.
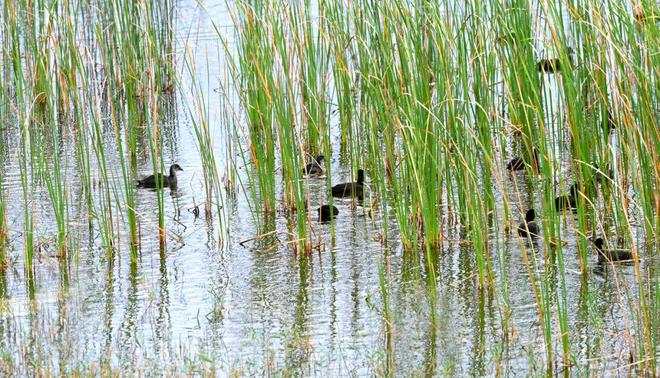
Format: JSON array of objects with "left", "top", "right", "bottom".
[
  {"left": 293, "top": 1, "right": 330, "bottom": 156},
  {"left": 18, "top": 113, "right": 34, "bottom": 280},
  {"left": 97, "top": 0, "right": 175, "bottom": 254},
  {"left": 0, "top": 0, "right": 656, "bottom": 373},
  {"left": 377, "top": 257, "right": 394, "bottom": 375},
  {"left": 39, "top": 111, "right": 69, "bottom": 256},
  {"left": 3, "top": 0, "right": 37, "bottom": 277},
  {"left": 183, "top": 50, "right": 228, "bottom": 241},
  {"left": 0, "top": 74, "right": 6, "bottom": 267},
  {"left": 270, "top": 4, "right": 312, "bottom": 249},
  {"left": 221, "top": 0, "right": 327, "bottom": 248},
  {"left": 227, "top": 1, "right": 277, "bottom": 216},
  {"left": 0, "top": 174, "right": 5, "bottom": 268},
  {"left": 86, "top": 89, "right": 117, "bottom": 255},
  {"left": 145, "top": 91, "right": 167, "bottom": 251},
  {"left": 223, "top": 0, "right": 658, "bottom": 373}
]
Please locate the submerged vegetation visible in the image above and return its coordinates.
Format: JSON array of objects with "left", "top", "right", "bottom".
[{"left": 0, "top": 0, "right": 658, "bottom": 375}]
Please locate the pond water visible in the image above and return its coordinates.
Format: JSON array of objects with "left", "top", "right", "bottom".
[{"left": 0, "top": 1, "right": 657, "bottom": 376}]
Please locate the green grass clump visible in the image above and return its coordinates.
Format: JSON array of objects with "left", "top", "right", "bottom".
[
  {"left": 0, "top": 0, "right": 656, "bottom": 374},
  {"left": 221, "top": 0, "right": 658, "bottom": 373}
]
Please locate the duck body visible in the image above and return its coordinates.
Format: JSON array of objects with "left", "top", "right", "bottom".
[
  {"left": 537, "top": 48, "right": 574, "bottom": 74},
  {"left": 592, "top": 163, "right": 614, "bottom": 184},
  {"left": 317, "top": 205, "right": 338, "bottom": 222},
  {"left": 331, "top": 169, "right": 365, "bottom": 199},
  {"left": 506, "top": 157, "right": 525, "bottom": 171},
  {"left": 138, "top": 164, "right": 183, "bottom": 188},
  {"left": 554, "top": 183, "right": 579, "bottom": 211},
  {"left": 517, "top": 209, "right": 539, "bottom": 238},
  {"left": 554, "top": 195, "right": 577, "bottom": 211},
  {"left": 537, "top": 59, "right": 562, "bottom": 73},
  {"left": 506, "top": 149, "right": 539, "bottom": 172},
  {"left": 606, "top": 110, "right": 617, "bottom": 131},
  {"left": 303, "top": 155, "right": 324, "bottom": 176},
  {"left": 594, "top": 238, "right": 633, "bottom": 262},
  {"left": 331, "top": 182, "right": 363, "bottom": 199}
]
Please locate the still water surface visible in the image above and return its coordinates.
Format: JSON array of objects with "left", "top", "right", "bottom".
[{"left": 0, "top": 1, "right": 656, "bottom": 376}]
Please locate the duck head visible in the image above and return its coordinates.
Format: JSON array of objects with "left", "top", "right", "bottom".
[
  {"left": 357, "top": 169, "right": 365, "bottom": 184},
  {"left": 170, "top": 164, "right": 184, "bottom": 176},
  {"left": 525, "top": 209, "right": 536, "bottom": 222},
  {"left": 593, "top": 237, "right": 604, "bottom": 251}
]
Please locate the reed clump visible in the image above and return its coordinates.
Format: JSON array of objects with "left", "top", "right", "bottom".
[
  {"left": 221, "top": 0, "right": 658, "bottom": 373},
  {"left": 0, "top": 0, "right": 656, "bottom": 374}
]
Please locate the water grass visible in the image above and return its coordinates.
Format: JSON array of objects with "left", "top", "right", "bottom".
[
  {"left": 182, "top": 47, "right": 229, "bottom": 243},
  {"left": 0, "top": 0, "right": 656, "bottom": 374},
  {"left": 220, "top": 0, "right": 658, "bottom": 373}
]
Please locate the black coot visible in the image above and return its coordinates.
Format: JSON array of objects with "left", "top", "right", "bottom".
[
  {"left": 317, "top": 205, "right": 338, "bottom": 222},
  {"left": 137, "top": 164, "right": 183, "bottom": 188},
  {"left": 331, "top": 169, "right": 364, "bottom": 199},
  {"left": 594, "top": 237, "right": 633, "bottom": 262},
  {"left": 518, "top": 209, "right": 539, "bottom": 238},
  {"left": 506, "top": 149, "right": 539, "bottom": 172},
  {"left": 304, "top": 155, "right": 324, "bottom": 176},
  {"left": 537, "top": 48, "right": 574, "bottom": 73},
  {"left": 554, "top": 183, "right": 579, "bottom": 211}
]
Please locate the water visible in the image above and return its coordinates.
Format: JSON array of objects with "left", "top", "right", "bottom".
[{"left": 0, "top": 1, "right": 657, "bottom": 376}]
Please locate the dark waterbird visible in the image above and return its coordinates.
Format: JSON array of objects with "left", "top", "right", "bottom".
[
  {"left": 517, "top": 209, "right": 539, "bottom": 238},
  {"left": 633, "top": 4, "right": 658, "bottom": 24},
  {"left": 554, "top": 183, "right": 579, "bottom": 211},
  {"left": 605, "top": 110, "right": 617, "bottom": 131},
  {"left": 317, "top": 205, "right": 338, "bottom": 222},
  {"left": 537, "top": 48, "right": 574, "bottom": 74},
  {"left": 537, "top": 59, "right": 563, "bottom": 73},
  {"left": 592, "top": 163, "right": 614, "bottom": 184},
  {"left": 593, "top": 237, "right": 633, "bottom": 262},
  {"left": 137, "top": 164, "right": 184, "bottom": 188},
  {"left": 331, "top": 169, "right": 364, "bottom": 199},
  {"left": 506, "top": 149, "right": 539, "bottom": 172},
  {"left": 303, "top": 155, "right": 324, "bottom": 176}
]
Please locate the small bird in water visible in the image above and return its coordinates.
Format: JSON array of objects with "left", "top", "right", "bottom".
[
  {"left": 593, "top": 237, "right": 633, "bottom": 262},
  {"left": 537, "top": 59, "right": 563, "bottom": 73},
  {"left": 592, "top": 163, "right": 614, "bottom": 184},
  {"left": 605, "top": 110, "right": 617, "bottom": 131},
  {"left": 506, "top": 149, "right": 539, "bottom": 172},
  {"left": 537, "top": 48, "right": 574, "bottom": 74},
  {"left": 517, "top": 209, "right": 539, "bottom": 238},
  {"left": 554, "top": 183, "right": 580, "bottom": 211},
  {"left": 331, "top": 169, "right": 365, "bottom": 199},
  {"left": 303, "top": 155, "right": 324, "bottom": 176},
  {"left": 317, "top": 204, "right": 338, "bottom": 222},
  {"left": 137, "top": 164, "right": 183, "bottom": 188}
]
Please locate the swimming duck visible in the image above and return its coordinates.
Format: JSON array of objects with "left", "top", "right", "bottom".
[
  {"left": 554, "top": 183, "right": 579, "bottom": 211},
  {"left": 137, "top": 164, "right": 183, "bottom": 188},
  {"left": 537, "top": 48, "right": 574, "bottom": 74},
  {"left": 593, "top": 237, "right": 633, "bottom": 262},
  {"left": 506, "top": 149, "right": 539, "bottom": 172},
  {"left": 517, "top": 209, "right": 539, "bottom": 238},
  {"left": 606, "top": 110, "right": 617, "bottom": 131},
  {"left": 331, "top": 169, "right": 364, "bottom": 199},
  {"left": 317, "top": 205, "right": 338, "bottom": 222},
  {"left": 537, "top": 59, "right": 563, "bottom": 73},
  {"left": 303, "top": 155, "right": 324, "bottom": 176},
  {"left": 592, "top": 163, "right": 614, "bottom": 184}
]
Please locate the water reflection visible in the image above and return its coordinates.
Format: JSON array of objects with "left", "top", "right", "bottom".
[{"left": 0, "top": 1, "right": 655, "bottom": 376}]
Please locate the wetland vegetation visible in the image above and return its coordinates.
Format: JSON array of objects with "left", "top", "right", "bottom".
[{"left": 0, "top": 0, "right": 658, "bottom": 375}]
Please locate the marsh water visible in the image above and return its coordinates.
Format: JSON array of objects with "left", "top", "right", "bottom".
[{"left": 0, "top": 1, "right": 657, "bottom": 376}]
